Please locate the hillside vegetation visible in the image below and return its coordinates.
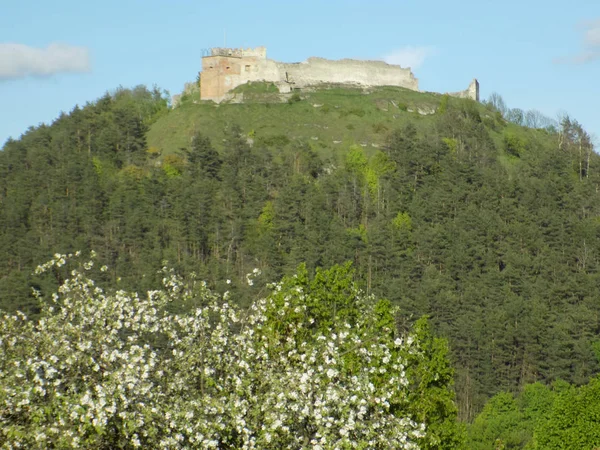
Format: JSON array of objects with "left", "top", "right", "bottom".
[
  {"left": 148, "top": 84, "right": 443, "bottom": 156},
  {"left": 1, "top": 83, "right": 599, "bottom": 447}
]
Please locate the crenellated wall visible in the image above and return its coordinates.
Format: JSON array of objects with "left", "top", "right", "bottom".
[
  {"left": 199, "top": 47, "right": 477, "bottom": 103},
  {"left": 278, "top": 58, "right": 418, "bottom": 92},
  {"left": 200, "top": 47, "right": 419, "bottom": 102},
  {"left": 209, "top": 46, "right": 268, "bottom": 58}
]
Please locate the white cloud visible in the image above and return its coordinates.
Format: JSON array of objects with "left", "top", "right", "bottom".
[
  {"left": 0, "top": 43, "right": 91, "bottom": 80},
  {"left": 584, "top": 20, "right": 600, "bottom": 46},
  {"left": 382, "top": 46, "right": 436, "bottom": 70},
  {"left": 554, "top": 19, "right": 600, "bottom": 64}
]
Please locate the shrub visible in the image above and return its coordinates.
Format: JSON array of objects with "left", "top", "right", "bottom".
[
  {"left": 503, "top": 132, "right": 528, "bottom": 158},
  {"left": 438, "top": 95, "right": 450, "bottom": 114},
  {"left": 288, "top": 92, "right": 302, "bottom": 104},
  {"left": 372, "top": 122, "right": 389, "bottom": 134}
]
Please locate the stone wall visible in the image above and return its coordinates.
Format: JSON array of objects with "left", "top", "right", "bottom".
[
  {"left": 210, "top": 47, "right": 267, "bottom": 58},
  {"left": 200, "top": 48, "right": 419, "bottom": 102},
  {"left": 199, "top": 47, "right": 478, "bottom": 103},
  {"left": 447, "top": 79, "right": 480, "bottom": 102},
  {"left": 200, "top": 48, "right": 280, "bottom": 101},
  {"left": 278, "top": 58, "right": 418, "bottom": 92}
]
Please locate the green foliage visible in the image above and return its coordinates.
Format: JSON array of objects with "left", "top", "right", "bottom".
[
  {"left": 120, "top": 164, "right": 146, "bottom": 180},
  {"left": 162, "top": 154, "right": 184, "bottom": 178},
  {"left": 185, "top": 132, "right": 221, "bottom": 178},
  {"left": 470, "top": 377, "right": 600, "bottom": 449},
  {"left": 257, "top": 133, "right": 290, "bottom": 148},
  {"left": 468, "top": 392, "right": 530, "bottom": 449},
  {"left": 461, "top": 101, "right": 482, "bottom": 123},
  {"left": 260, "top": 263, "right": 464, "bottom": 448},
  {"left": 438, "top": 94, "right": 450, "bottom": 114},
  {"left": 534, "top": 377, "right": 600, "bottom": 449},
  {"left": 365, "top": 167, "right": 379, "bottom": 197},
  {"left": 347, "top": 224, "right": 368, "bottom": 243},
  {"left": 442, "top": 137, "right": 458, "bottom": 154},
  {"left": 406, "top": 317, "right": 466, "bottom": 449},
  {"left": 92, "top": 156, "right": 103, "bottom": 176},
  {"left": 370, "top": 150, "right": 395, "bottom": 175},
  {"left": 2, "top": 82, "right": 600, "bottom": 429},
  {"left": 0, "top": 256, "right": 463, "bottom": 448},
  {"left": 233, "top": 81, "right": 278, "bottom": 94},
  {"left": 287, "top": 92, "right": 302, "bottom": 104},
  {"left": 162, "top": 164, "right": 180, "bottom": 178},
  {"left": 503, "top": 131, "right": 528, "bottom": 158},
  {"left": 365, "top": 151, "right": 396, "bottom": 199},
  {"left": 372, "top": 122, "right": 389, "bottom": 134},
  {"left": 345, "top": 145, "right": 368, "bottom": 173},
  {"left": 258, "top": 200, "right": 275, "bottom": 230},
  {"left": 146, "top": 84, "right": 440, "bottom": 155},
  {"left": 392, "top": 211, "right": 413, "bottom": 232},
  {"left": 273, "top": 263, "right": 359, "bottom": 332},
  {"left": 340, "top": 107, "right": 366, "bottom": 118},
  {"left": 591, "top": 340, "right": 600, "bottom": 363}
]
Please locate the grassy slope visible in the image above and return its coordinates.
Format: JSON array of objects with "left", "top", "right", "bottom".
[
  {"left": 151, "top": 86, "right": 447, "bottom": 154},
  {"left": 147, "top": 83, "right": 555, "bottom": 166}
]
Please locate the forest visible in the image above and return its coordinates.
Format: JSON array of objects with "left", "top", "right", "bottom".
[{"left": 1, "top": 84, "right": 599, "bottom": 448}]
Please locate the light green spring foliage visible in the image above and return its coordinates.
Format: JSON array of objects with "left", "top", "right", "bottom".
[
  {"left": 438, "top": 95, "right": 450, "bottom": 114},
  {"left": 257, "top": 200, "right": 275, "bottom": 231},
  {"left": 366, "top": 151, "right": 395, "bottom": 198},
  {"left": 441, "top": 137, "right": 458, "bottom": 155},
  {"left": 346, "top": 224, "right": 368, "bottom": 244},
  {"left": 0, "top": 254, "right": 463, "bottom": 449},
  {"left": 392, "top": 212, "right": 413, "bottom": 233},
  {"left": 503, "top": 132, "right": 529, "bottom": 158},
  {"left": 468, "top": 378, "right": 600, "bottom": 449},
  {"left": 534, "top": 377, "right": 600, "bottom": 449},
  {"left": 468, "top": 391, "right": 531, "bottom": 449},
  {"left": 345, "top": 146, "right": 395, "bottom": 200},
  {"left": 345, "top": 145, "right": 368, "bottom": 175},
  {"left": 467, "top": 382, "right": 558, "bottom": 449}
]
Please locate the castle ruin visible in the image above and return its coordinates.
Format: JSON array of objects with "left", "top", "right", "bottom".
[{"left": 199, "top": 47, "right": 478, "bottom": 103}]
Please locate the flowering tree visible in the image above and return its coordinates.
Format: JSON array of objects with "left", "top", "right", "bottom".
[{"left": 0, "top": 254, "right": 461, "bottom": 449}]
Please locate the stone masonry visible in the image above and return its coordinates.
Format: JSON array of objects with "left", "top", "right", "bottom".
[
  {"left": 447, "top": 79, "right": 480, "bottom": 102},
  {"left": 199, "top": 47, "right": 478, "bottom": 103}
]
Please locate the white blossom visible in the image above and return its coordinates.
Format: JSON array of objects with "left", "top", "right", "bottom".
[{"left": 0, "top": 252, "right": 427, "bottom": 449}]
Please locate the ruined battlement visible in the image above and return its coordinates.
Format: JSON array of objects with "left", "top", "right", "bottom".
[
  {"left": 199, "top": 47, "right": 477, "bottom": 103},
  {"left": 447, "top": 79, "right": 480, "bottom": 102},
  {"left": 209, "top": 46, "right": 267, "bottom": 58}
]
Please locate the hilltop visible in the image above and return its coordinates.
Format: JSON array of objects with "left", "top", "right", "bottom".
[
  {"left": 151, "top": 84, "right": 445, "bottom": 154},
  {"left": 149, "top": 82, "right": 530, "bottom": 162}
]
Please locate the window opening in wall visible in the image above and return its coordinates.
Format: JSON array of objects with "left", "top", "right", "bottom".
[
  {"left": 226, "top": 66, "right": 230, "bottom": 70},
  {"left": 245, "top": 65, "right": 251, "bottom": 71}
]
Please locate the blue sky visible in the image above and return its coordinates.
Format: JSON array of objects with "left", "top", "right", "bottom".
[{"left": 1, "top": 0, "right": 599, "bottom": 146}]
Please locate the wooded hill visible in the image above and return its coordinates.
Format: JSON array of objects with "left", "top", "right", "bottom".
[{"left": 1, "top": 83, "right": 598, "bottom": 427}]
